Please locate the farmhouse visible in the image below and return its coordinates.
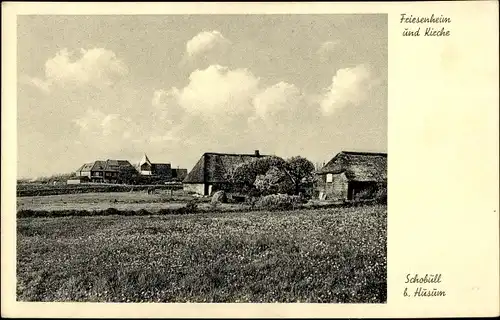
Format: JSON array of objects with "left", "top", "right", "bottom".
[
  {"left": 183, "top": 150, "right": 265, "bottom": 195},
  {"left": 75, "top": 159, "right": 137, "bottom": 183},
  {"left": 316, "top": 151, "right": 387, "bottom": 201},
  {"left": 136, "top": 153, "right": 172, "bottom": 179}
]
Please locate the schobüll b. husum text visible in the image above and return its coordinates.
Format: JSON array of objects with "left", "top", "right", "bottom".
[{"left": 403, "top": 273, "right": 446, "bottom": 298}]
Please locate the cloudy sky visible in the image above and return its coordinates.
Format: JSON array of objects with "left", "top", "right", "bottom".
[{"left": 17, "top": 14, "right": 387, "bottom": 179}]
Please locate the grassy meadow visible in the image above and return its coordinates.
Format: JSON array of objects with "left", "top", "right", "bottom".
[
  {"left": 17, "top": 191, "right": 205, "bottom": 212},
  {"left": 17, "top": 205, "right": 387, "bottom": 303},
  {"left": 16, "top": 183, "right": 183, "bottom": 197}
]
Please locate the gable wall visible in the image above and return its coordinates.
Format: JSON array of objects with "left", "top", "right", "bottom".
[
  {"left": 183, "top": 183, "right": 205, "bottom": 195},
  {"left": 318, "top": 172, "right": 349, "bottom": 200}
]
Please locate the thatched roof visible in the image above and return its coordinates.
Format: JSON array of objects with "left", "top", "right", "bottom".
[
  {"left": 318, "top": 151, "right": 387, "bottom": 182},
  {"left": 183, "top": 152, "right": 267, "bottom": 184}
]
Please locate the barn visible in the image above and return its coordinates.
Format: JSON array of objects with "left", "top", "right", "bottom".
[
  {"left": 316, "top": 151, "right": 387, "bottom": 201},
  {"left": 183, "top": 150, "right": 265, "bottom": 196}
]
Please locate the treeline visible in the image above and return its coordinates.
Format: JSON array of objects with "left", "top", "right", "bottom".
[{"left": 18, "top": 173, "right": 76, "bottom": 184}]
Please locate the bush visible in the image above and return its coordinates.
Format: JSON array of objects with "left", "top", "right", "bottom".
[
  {"left": 211, "top": 190, "right": 227, "bottom": 205},
  {"left": 104, "top": 208, "right": 120, "bottom": 216},
  {"left": 375, "top": 184, "right": 387, "bottom": 204},
  {"left": 245, "top": 196, "right": 258, "bottom": 209},
  {"left": 184, "top": 200, "right": 198, "bottom": 213},
  {"left": 255, "top": 194, "right": 303, "bottom": 211}
]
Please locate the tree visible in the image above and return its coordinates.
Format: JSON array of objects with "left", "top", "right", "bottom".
[
  {"left": 227, "top": 155, "right": 315, "bottom": 196},
  {"left": 285, "top": 156, "right": 315, "bottom": 194},
  {"left": 254, "top": 166, "right": 295, "bottom": 196},
  {"left": 117, "top": 168, "right": 139, "bottom": 184},
  {"left": 228, "top": 156, "right": 287, "bottom": 191}
]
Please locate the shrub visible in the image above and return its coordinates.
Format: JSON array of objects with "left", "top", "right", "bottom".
[
  {"left": 245, "top": 196, "right": 258, "bottom": 209},
  {"left": 184, "top": 200, "right": 198, "bottom": 213},
  {"left": 255, "top": 194, "right": 303, "bottom": 211},
  {"left": 136, "top": 209, "right": 151, "bottom": 216},
  {"left": 104, "top": 208, "right": 120, "bottom": 216},
  {"left": 211, "top": 190, "right": 227, "bottom": 205},
  {"left": 374, "top": 184, "right": 387, "bottom": 204}
]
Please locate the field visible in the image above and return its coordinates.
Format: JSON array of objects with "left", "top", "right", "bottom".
[
  {"left": 17, "top": 190, "right": 347, "bottom": 216},
  {"left": 17, "top": 191, "right": 208, "bottom": 212},
  {"left": 17, "top": 183, "right": 183, "bottom": 197},
  {"left": 17, "top": 205, "right": 387, "bottom": 303}
]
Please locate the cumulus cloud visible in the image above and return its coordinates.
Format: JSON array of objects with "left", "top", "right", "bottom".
[
  {"left": 154, "top": 65, "right": 310, "bottom": 126},
  {"left": 27, "top": 48, "right": 128, "bottom": 93},
  {"left": 320, "top": 64, "right": 376, "bottom": 116},
  {"left": 27, "top": 77, "right": 52, "bottom": 94},
  {"left": 72, "top": 63, "right": 377, "bottom": 158},
  {"left": 145, "top": 63, "right": 384, "bottom": 166},
  {"left": 152, "top": 89, "right": 185, "bottom": 124},
  {"left": 186, "top": 30, "right": 231, "bottom": 58},
  {"left": 317, "top": 40, "right": 341, "bottom": 61},
  {"left": 252, "top": 81, "right": 303, "bottom": 119},
  {"left": 171, "top": 65, "right": 260, "bottom": 117},
  {"left": 73, "top": 108, "right": 132, "bottom": 139},
  {"left": 317, "top": 40, "right": 340, "bottom": 55},
  {"left": 150, "top": 65, "right": 311, "bottom": 153}
]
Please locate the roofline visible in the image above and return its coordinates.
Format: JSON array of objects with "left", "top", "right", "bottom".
[
  {"left": 316, "top": 169, "right": 343, "bottom": 174},
  {"left": 202, "top": 152, "right": 270, "bottom": 157},
  {"left": 76, "top": 159, "right": 134, "bottom": 172},
  {"left": 106, "top": 159, "right": 133, "bottom": 162},
  {"left": 316, "top": 170, "right": 386, "bottom": 181},
  {"left": 341, "top": 151, "right": 387, "bottom": 157}
]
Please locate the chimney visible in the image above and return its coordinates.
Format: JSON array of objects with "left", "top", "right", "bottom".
[{"left": 255, "top": 150, "right": 260, "bottom": 157}]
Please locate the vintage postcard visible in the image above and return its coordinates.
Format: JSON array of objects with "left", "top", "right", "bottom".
[{"left": 1, "top": 1, "right": 498, "bottom": 318}]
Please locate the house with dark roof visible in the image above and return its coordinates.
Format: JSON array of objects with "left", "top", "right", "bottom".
[
  {"left": 135, "top": 153, "right": 174, "bottom": 180},
  {"left": 75, "top": 159, "right": 138, "bottom": 183},
  {"left": 171, "top": 168, "right": 188, "bottom": 182},
  {"left": 183, "top": 150, "right": 265, "bottom": 195},
  {"left": 316, "top": 151, "right": 387, "bottom": 201}
]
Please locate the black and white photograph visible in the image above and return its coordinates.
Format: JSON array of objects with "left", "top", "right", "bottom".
[
  {"left": 3, "top": 1, "right": 500, "bottom": 318},
  {"left": 15, "top": 13, "right": 388, "bottom": 304}
]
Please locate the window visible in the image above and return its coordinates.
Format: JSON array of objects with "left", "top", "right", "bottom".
[{"left": 326, "top": 173, "right": 333, "bottom": 183}]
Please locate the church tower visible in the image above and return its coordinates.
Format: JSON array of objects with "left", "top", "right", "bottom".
[{"left": 138, "top": 153, "right": 153, "bottom": 175}]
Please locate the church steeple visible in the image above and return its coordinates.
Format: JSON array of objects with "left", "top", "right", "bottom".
[
  {"left": 139, "top": 153, "right": 152, "bottom": 166},
  {"left": 138, "top": 153, "right": 153, "bottom": 176}
]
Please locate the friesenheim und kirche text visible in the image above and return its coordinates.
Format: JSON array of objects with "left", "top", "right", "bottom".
[{"left": 400, "top": 14, "right": 451, "bottom": 37}]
